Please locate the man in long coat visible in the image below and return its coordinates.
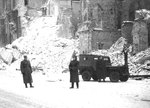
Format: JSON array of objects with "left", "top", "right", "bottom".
[
  {"left": 96, "top": 57, "right": 106, "bottom": 82},
  {"left": 69, "top": 55, "right": 79, "bottom": 89},
  {"left": 20, "top": 55, "right": 34, "bottom": 88}
]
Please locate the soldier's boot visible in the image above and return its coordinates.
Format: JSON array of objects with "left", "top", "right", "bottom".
[
  {"left": 103, "top": 79, "right": 105, "bottom": 82},
  {"left": 70, "top": 82, "right": 74, "bottom": 89},
  {"left": 76, "top": 82, "right": 79, "bottom": 89},
  {"left": 25, "top": 83, "right": 28, "bottom": 88},
  {"left": 30, "top": 83, "right": 34, "bottom": 88}
]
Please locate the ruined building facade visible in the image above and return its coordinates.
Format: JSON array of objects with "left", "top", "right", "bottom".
[
  {"left": 1, "top": 0, "right": 150, "bottom": 54},
  {"left": 0, "top": 0, "right": 52, "bottom": 47},
  {"left": 78, "top": 0, "right": 150, "bottom": 54},
  {"left": 122, "top": 0, "right": 150, "bottom": 53},
  {"left": 0, "top": 0, "right": 81, "bottom": 47},
  {"left": 78, "top": 0, "right": 121, "bottom": 54},
  {"left": 0, "top": 0, "right": 21, "bottom": 47}
]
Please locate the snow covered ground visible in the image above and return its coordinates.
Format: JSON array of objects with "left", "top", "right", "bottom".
[{"left": 0, "top": 70, "right": 150, "bottom": 108}]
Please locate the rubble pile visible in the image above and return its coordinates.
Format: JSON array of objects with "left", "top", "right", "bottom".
[
  {"left": 91, "top": 37, "right": 150, "bottom": 75},
  {"left": 129, "top": 48, "right": 150, "bottom": 75},
  {"left": 135, "top": 9, "right": 150, "bottom": 22},
  {"left": 0, "top": 17, "right": 78, "bottom": 79},
  {"left": 0, "top": 45, "right": 21, "bottom": 70},
  {"left": 91, "top": 37, "right": 127, "bottom": 66},
  {"left": 109, "top": 37, "right": 127, "bottom": 52}
]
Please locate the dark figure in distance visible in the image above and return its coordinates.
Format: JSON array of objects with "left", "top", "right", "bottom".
[
  {"left": 96, "top": 58, "right": 106, "bottom": 82},
  {"left": 122, "top": 44, "right": 129, "bottom": 75},
  {"left": 122, "top": 44, "right": 129, "bottom": 66},
  {"left": 69, "top": 55, "right": 79, "bottom": 89},
  {"left": 20, "top": 55, "right": 34, "bottom": 88}
]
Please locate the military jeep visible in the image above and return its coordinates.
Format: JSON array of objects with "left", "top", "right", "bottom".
[{"left": 78, "top": 54, "right": 129, "bottom": 82}]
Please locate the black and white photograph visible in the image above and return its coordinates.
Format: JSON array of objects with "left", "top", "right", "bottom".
[{"left": 0, "top": 0, "right": 150, "bottom": 108}]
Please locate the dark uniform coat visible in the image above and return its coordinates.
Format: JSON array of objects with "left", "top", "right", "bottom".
[
  {"left": 69, "top": 59, "right": 79, "bottom": 82},
  {"left": 96, "top": 60, "right": 106, "bottom": 79},
  {"left": 20, "top": 60, "right": 33, "bottom": 84}
]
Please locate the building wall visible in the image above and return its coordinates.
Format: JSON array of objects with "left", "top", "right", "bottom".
[
  {"left": 71, "top": 0, "right": 81, "bottom": 33},
  {"left": 0, "top": 19, "right": 5, "bottom": 47},
  {"left": 0, "top": 0, "right": 22, "bottom": 47},
  {"left": 121, "top": 21, "right": 133, "bottom": 44},
  {"left": 132, "top": 20, "right": 148, "bottom": 53},
  {"left": 0, "top": 0, "right": 3, "bottom": 16},
  {"left": 122, "top": 0, "right": 150, "bottom": 22},
  {"left": 81, "top": 0, "right": 119, "bottom": 31},
  {"left": 91, "top": 30, "right": 121, "bottom": 50},
  {"left": 78, "top": 0, "right": 150, "bottom": 54},
  {"left": 28, "top": 0, "right": 48, "bottom": 8},
  {"left": 79, "top": 0, "right": 121, "bottom": 53},
  {"left": 57, "top": 0, "right": 74, "bottom": 38},
  {"left": 79, "top": 31, "right": 92, "bottom": 54},
  {"left": 0, "top": 0, "right": 4, "bottom": 46}
]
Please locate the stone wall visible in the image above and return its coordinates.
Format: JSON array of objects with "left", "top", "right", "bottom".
[
  {"left": 29, "top": 0, "right": 47, "bottom": 8},
  {"left": 0, "top": 0, "right": 21, "bottom": 47},
  {"left": 0, "top": 0, "right": 3, "bottom": 16},
  {"left": 80, "top": 0, "right": 119, "bottom": 31},
  {"left": 71, "top": 0, "right": 81, "bottom": 36},
  {"left": 131, "top": 9, "right": 150, "bottom": 53},
  {"left": 132, "top": 19, "right": 148, "bottom": 53},
  {"left": 57, "top": 0, "right": 72, "bottom": 38},
  {"left": 121, "top": 21, "right": 133, "bottom": 44},
  {"left": 122, "top": 0, "right": 150, "bottom": 22},
  {"left": 79, "top": 30, "right": 92, "bottom": 54},
  {"left": 91, "top": 30, "right": 121, "bottom": 50},
  {"left": 78, "top": 0, "right": 121, "bottom": 54},
  {"left": 0, "top": 0, "right": 4, "bottom": 46},
  {"left": 0, "top": 19, "right": 5, "bottom": 47}
]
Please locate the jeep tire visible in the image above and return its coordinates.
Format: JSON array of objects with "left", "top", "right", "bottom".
[{"left": 120, "top": 75, "right": 129, "bottom": 82}]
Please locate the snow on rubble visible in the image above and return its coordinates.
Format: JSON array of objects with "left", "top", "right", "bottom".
[
  {"left": 0, "top": 17, "right": 78, "bottom": 80},
  {"left": 0, "top": 16, "right": 150, "bottom": 78}
]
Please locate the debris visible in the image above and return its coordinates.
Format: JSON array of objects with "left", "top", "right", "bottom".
[
  {"left": 90, "top": 37, "right": 150, "bottom": 76},
  {"left": 0, "top": 17, "right": 78, "bottom": 81}
]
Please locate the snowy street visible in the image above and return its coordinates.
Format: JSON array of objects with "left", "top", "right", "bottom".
[
  {"left": 0, "top": 71, "right": 150, "bottom": 108},
  {"left": 1, "top": 0, "right": 150, "bottom": 108}
]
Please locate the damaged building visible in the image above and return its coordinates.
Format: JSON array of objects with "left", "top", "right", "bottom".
[
  {"left": 0, "top": 0, "right": 57, "bottom": 47},
  {"left": 1, "top": 0, "right": 150, "bottom": 54},
  {"left": 0, "top": 0, "right": 21, "bottom": 47},
  {"left": 57, "top": 0, "right": 81, "bottom": 38},
  {"left": 78, "top": 0, "right": 122, "bottom": 54},
  {"left": 132, "top": 9, "right": 150, "bottom": 53},
  {"left": 78, "top": 0, "right": 150, "bottom": 54},
  {"left": 0, "top": 0, "right": 81, "bottom": 47}
]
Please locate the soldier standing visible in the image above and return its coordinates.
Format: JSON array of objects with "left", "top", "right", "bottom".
[
  {"left": 69, "top": 55, "right": 79, "bottom": 89},
  {"left": 20, "top": 55, "right": 34, "bottom": 88},
  {"left": 122, "top": 44, "right": 129, "bottom": 66},
  {"left": 96, "top": 58, "right": 106, "bottom": 82}
]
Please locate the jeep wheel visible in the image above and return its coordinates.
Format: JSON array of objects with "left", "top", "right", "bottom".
[
  {"left": 109, "top": 72, "right": 119, "bottom": 82},
  {"left": 120, "top": 75, "right": 129, "bottom": 82},
  {"left": 82, "top": 71, "right": 91, "bottom": 81}
]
